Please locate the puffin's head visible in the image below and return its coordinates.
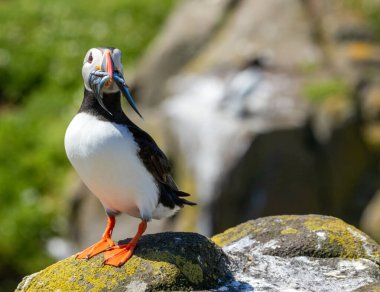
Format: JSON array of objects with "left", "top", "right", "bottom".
[
  {"left": 82, "top": 47, "right": 122, "bottom": 93},
  {"left": 82, "top": 47, "right": 142, "bottom": 118}
]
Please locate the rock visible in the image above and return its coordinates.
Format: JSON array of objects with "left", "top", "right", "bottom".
[
  {"left": 16, "top": 233, "right": 230, "bottom": 291},
  {"left": 354, "top": 281, "right": 380, "bottom": 292},
  {"left": 361, "top": 190, "right": 380, "bottom": 242},
  {"left": 164, "top": 69, "right": 378, "bottom": 235},
  {"left": 307, "top": 0, "right": 380, "bottom": 76},
  {"left": 211, "top": 116, "right": 379, "bottom": 233},
  {"left": 16, "top": 215, "right": 380, "bottom": 291},
  {"left": 132, "top": 0, "right": 235, "bottom": 105},
  {"left": 212, "top": 215, "right": 380, "bottom": 291},
  {"left": 212, "top": 215, "right": 380, "bottom": 262},
  {"left": 163, "top": 69, "right": 311, "bottom": 234},
  {"left": 210, "top": 127, "right": 320, "bottom": 234},
  {"left": 189, "top": 0, "right": 322, "bottom": 71},
  {"left": 157, "top": 0, "right": 380, "bottom": 236}
]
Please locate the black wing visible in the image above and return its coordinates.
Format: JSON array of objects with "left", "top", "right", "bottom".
[{"left": 128, "top": 125, "right": 196, "bottom": 209}]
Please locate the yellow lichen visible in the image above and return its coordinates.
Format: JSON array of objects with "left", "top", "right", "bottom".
[
  {"left": 281, "top": 228, "right": 298, "bottom": 235},
  {"left": 303, "top": 216, "right": 380, "bottom": 261},
  {"left": 276, "top": 215, "right": 302, "bottom": 222},
  {"left": 176, "top": 257, "right": 203, "bottom": 284},
  {"left": 21, "top": 253, "right": 183, "bottom": 291},
  {"left": 212, "top": 215, "right": 301, "bottom": 246},
  {"left": 211, "top": 215, "right": 380, "bottom": 264},
  {"left": 142, "top": 251, "right": 203, "bottom": 284},
  {"left": 211, "top": 221, "right": 258, "bottom": 247}
]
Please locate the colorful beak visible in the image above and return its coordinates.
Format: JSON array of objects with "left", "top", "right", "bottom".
[{"left": 105, "top": 51, "right": 114, "bottom": 87}]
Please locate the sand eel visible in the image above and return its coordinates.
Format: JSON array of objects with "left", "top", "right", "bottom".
[{"left": 64, "top": 47, "right": 195, "bottom": 267}]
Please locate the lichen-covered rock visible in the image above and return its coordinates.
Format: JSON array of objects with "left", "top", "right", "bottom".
[
  {"left": 212, "top": 215, "right": 380, "bottom": 291},
  {"left": 212, "top": 214, "right": 380, "bottom": 263},
  {"left": 16, "top": 233, "right": 230, "bottom": 292},
  {"left": 16, "top": 215, "right": 380, "bottom": 291}
]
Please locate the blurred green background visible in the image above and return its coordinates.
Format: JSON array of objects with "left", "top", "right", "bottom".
[{"left": 0, "top": 0, "right": 176, "bottom": 289}]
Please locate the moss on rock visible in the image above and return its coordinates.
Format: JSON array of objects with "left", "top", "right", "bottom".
[
  {"left": 211, "top": 214, "right": 380, "bottom": 264},
  {"left": 16, "top": 232, "right": 230, "bottom": 292}
]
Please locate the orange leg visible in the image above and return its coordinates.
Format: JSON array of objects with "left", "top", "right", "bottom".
[
  {"left": 76, "top": 215, "right": 116, "bottom": 259},
  {"left": 103, "top": 220, "right": 147, "bottom": 267}
]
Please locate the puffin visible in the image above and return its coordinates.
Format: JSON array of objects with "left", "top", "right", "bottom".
[{"left": 64, "top": 47, "right": 195, "bottom": 267}]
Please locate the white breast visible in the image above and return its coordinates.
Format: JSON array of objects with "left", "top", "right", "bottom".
[{"left": 64, "top": 112, "right": 159, "bottom": 220}]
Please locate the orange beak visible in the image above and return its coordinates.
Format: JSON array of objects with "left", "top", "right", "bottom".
[{"left": 105, "top": 50, "right": 114, "bottom": 87}]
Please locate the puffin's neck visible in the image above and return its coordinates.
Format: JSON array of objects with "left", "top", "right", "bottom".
[{"left": 79, "top": 88, "right": 132, "bottom": 125}]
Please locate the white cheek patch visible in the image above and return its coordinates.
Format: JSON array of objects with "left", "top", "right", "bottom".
[
  {"left": 82, "top": 49, "right": 104, "bottom": 91},
  {"left": 92, "top": 50, "right": 103, "bottom": 66},
  {"left": 82, "top": 64, "right": 94, "bottom": 91}
]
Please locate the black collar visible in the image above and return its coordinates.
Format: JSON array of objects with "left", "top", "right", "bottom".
[{"left": 79, "top": 88, "right": 133, "bottom": 125}]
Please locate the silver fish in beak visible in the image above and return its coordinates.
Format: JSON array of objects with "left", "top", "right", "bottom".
[
  {"left": 88, "top": 71, "right": 112, "bottom": 115},
  {"left": 88, "top": 69, "right": 143, "bottom": 119},
  {"left": 114, "top": 71, "right": 143, "bottom": 119}
]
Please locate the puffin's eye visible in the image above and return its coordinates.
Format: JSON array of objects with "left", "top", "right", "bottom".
[{"left": 88, "top": 52, "right": 93, "bottom": 64}]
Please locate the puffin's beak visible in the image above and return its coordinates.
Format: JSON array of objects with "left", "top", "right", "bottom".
[{"left": 105, "top": 51, "right": 114, "bottom": 87}]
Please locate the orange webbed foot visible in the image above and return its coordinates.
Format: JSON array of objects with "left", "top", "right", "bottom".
[
  {"left": 103, "top": 220, "right": 147, "bottom": 267},
  {"left": 76, "top": 237, "right": 115, "bottom": 259},
  {"left": 76, "top": 215, "right": 116, "bottom": 260},
  {"left": 103, "top": 242, "right": 136, "bottom": 267}
]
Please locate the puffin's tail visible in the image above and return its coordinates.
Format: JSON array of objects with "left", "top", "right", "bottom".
[
  {"left": 175, "top": 190, "right": 197, "bottom": 206},
  {"left": 159, "top": 183, "right": 197, "bottom": 208}
]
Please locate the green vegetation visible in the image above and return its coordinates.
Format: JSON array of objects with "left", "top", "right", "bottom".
[
  {"left": 0, "top": 0, "right": 176, "bottom": 289},
  {"left": 302, "top": 79, "right": 350, "bottom": 103}
]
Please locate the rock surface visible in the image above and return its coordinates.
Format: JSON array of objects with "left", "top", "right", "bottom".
[
  {"left": 212, "top": 215, "right": 380, "bottom": 292},
  {"left": 16, "top": 233, "right": 230, "bottom": 291},
  {"left": 132, "top": 0, "right": 234, "bottom": 105},
  {"left": 17, "top": 215, "right": 380, "bottom": 291},
  {"left": 361, "top": 190, "right": 380, "bottom": 243},
  {"left": 212, "top": 215, "right": 380, "bottom": 262}
]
